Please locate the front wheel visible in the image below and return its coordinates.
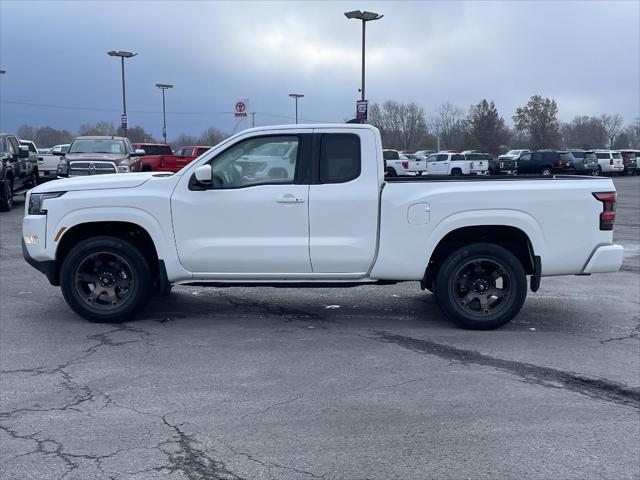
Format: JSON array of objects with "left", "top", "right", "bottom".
[
  {"left": 540, "top": 167, "right": 552, "bottom": 176},
  {"left": 0, "top": 179, "right": 13, "bottom": 212},
  {"left": 434, "top": 243, "right": 527, "bottom": 330},
  {"left": 60, "top": 236, "right": 152, "bottom": 323}
]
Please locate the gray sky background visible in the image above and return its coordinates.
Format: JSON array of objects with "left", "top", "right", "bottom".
[{"left": 1, "top": 0, "right": 639, "bottom": 140}]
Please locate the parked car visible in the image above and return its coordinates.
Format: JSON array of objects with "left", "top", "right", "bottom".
[
  {"left": 18, "top": 139, "right": 39, "bottom": 178},
  {"left": 594, "top": 150, "right": 624, "bottom": 176},
  {"left": 425, "top": 152, "right": 488, "bottom": 175},
  {"left": 414, "top": 150, "right": 434, "bottom": 160},
  {"left": 383, "top": 149, "right": 426, "bottom": 176},
  {"left": 569, "top": 149, "right": 599, "bottom": 176},
  {"left": 23, "top": 124, "right": 623, "bottom": 330},
  {"left": 56, "top": 136, "right": 145, "bottom": 177},
  {"left": 618, "top": 150, "right": 638, "bottom": 175},
  {"left": 1, "top": 133, "right": 38, "bottom": 211},
  {"left": 516, "top": 150, "right": 575, "bottom": 175},
  {"left": 37, "top": 144, "right": 70, "bottom": 181},
  {"left": 135, "top": 143, "right": 189, "bottom": 172},
  {"left": 487, "top": 153, "right": 518, "bottom": 175},
  {"left": 499, "top": 149, "right": 530, "bottom": 164}
]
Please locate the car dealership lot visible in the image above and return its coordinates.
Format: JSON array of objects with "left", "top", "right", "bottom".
[{"left": 1, "top": 177, "right": 639, "bottom": 479}]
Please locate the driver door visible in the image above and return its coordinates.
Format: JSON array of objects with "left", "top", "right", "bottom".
[{"left": 171, "top": 132, "right": 313, "bottom": 276}]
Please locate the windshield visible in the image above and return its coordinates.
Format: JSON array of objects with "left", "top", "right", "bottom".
[
  {"left": 69, "top": 139, "right": 126, "bottom": 154},
  {"left": 612, "top": 152, "right": 622, "bottom": 159},
  {"left": 571, "top": 151, "right": 585, "bottom": 159},
  {"left": 506, "top": 150, "right": 521, "bottom": 156},
  {"left": 250, "top": 143, "right": 295, "bottom": 157}
]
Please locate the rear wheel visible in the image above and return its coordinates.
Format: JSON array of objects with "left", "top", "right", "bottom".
[
  {"left": 60, "top": 236, "right": 152, "bottom": 323},
  {"left": 540, "top": 167, "right": 552, "bottom": 176},
  {"left": 451, "top": 168, "right": 463, "bottom": 176},
  {"left": 0, "top": 179, "right": 13, "bottom": 212},
  {"left": 434, "top": 243, "right": 527, "bottom": 330},
  {"left": 386, "top": 168, "right": 397, "bottom": 177}
]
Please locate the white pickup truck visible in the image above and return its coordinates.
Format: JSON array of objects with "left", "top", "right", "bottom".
[
  {"left": 22, "top": 124, "right": 623, "bottom": 330},
  {"left": 383, "top": 149, "right": 426, "bottom": 176},
  {"left": 425, "top": 152, "right": 489, "bottom": 175}
]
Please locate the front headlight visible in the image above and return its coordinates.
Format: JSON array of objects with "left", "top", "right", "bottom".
[
  {"left": 28, "top": 192, "right": 65, "bottom": 215},
  {"left": 117, "top": 165, "right": 131, "bottom": 173}
]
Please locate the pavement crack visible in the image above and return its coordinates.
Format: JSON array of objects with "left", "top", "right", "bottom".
[
  {"left": 599, "top": 317, "right": 640, "bottom": 343},
  {"left": 160, "top": 414, "right": 247, "bottom": 480},
  {"left": 370, "top": 330, "right": 640, "bottom": 410},
  {"left": 219, "top": 441, "right": 326, "bottom": 480},
  {"left": 240, "top": 394, "right": 303, "bottom": 419}
]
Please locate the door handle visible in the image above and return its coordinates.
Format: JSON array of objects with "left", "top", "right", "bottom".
[{"left": 276, "top": 194, "right": 305, "bottom": 204}]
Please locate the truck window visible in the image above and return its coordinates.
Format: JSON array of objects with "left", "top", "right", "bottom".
[
  {"left": 596, "top": 152, "right": 609, "bottom": 159},
  {"left": 179, "top": 148, "right": 194, "bottom": 156},
  {"left": 437, "top": 154, "right": 448, "bottom": 162},
  {"left": 319, "top": 134, "right": 360, "bottom": 184},
  {"left": 197, "top": 147, "right": 209, "bottom": 156},
  {"left": 211, "top": 135, "right": 299, "bottom": 188},
  {"left": 452, "top": 154, "right": 465, "bottom": 161},
  {"left": 383, "top": 150, "right": 399, "bottom": 160}
]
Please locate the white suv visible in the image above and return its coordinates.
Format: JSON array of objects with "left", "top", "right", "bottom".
[{"left": 594, "top": 150, "right": 624, "bottom": 175}]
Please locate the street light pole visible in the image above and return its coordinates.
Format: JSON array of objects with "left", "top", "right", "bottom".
[
  {"left": 288, "top": 93, "right": 304, "bottom": 124},
  {"left": 344, "top": 10, "right": 383, "bottom": 119},
  {"left": 155, "top": 83, "right": 174, "bottom": 143},
  {"left": 107, "top": 50, "right": 137, "bottom": 138}
]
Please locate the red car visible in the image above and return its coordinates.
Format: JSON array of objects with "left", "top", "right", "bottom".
[{"left": 134, "top": 144, "right": 211, "bottom": 173}]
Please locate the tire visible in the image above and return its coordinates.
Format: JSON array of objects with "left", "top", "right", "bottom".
[
  {"left": 60, "top": 235, "right": 152, "bottom": 323},
  {"left": 386, "top": 168, "right": 397, "bottom": 177},
  {"left": 0, "top": 179, "right": 13, "bottom": 212},
  {"left": 434, "top": 243, "right": 527, "bottom": 330},
  {"left": 451, "top": 169, "right": 463, "bottom": 176},
  {"left": 540, "top": 167, "right": 552, "bottom": 176}
]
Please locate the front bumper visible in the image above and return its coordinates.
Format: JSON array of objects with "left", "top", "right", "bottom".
[
  {"left": 582, "top": 244, "right": 624, "bottom": 274},
  {"left": 22, "top": 238, "right": 58, "bottom": 285}
]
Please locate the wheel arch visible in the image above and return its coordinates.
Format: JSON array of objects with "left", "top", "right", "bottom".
[
  {"left": 422, "top": 221, "right": 541, "bottom": 291},
  {"left": 50, "top": 205, "right": 172, "bottom": 285}
]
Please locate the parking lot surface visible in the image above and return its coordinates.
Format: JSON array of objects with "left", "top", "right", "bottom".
[{"left": 1, "top": 176, "right": 639, "bottom": 480}]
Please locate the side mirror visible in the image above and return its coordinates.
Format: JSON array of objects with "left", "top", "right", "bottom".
[
  {"left": 131, "top": 149, "right": 146, "bottom": 156},
  {"left": 194, "top": 164, "right": 212, "bottom": 184},
  {"left": 18, "top": 146, "right": 30, "bottom": 159},
  {"left": 56, "top": 162, "right": 69, "bottom": 178}
]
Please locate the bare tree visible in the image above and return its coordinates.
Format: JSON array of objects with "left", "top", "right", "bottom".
[
  {"left": 560, "top": 116, "right": 606, "bottom": 149},
  {"left": 430, "top": 102, "right": 467, "bottom": 151},
  {"left": 368, "top": 100, "right": 427, "bottom": 150},
  {"left": 600, "top": 113, "right": 624, "bottom": 149}
]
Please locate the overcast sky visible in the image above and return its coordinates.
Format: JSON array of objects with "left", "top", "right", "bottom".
[{"left": 1, "top": 0, "right": 639, "bottom": 140}]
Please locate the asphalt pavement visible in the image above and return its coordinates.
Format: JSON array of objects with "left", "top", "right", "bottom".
[{"left": 1, "top": 176, "right": 639, "bottom": 480}]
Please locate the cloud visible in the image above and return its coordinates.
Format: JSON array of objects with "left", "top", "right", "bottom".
[{"left": 1, "top": 0, "right": 638, "bottom": 138}]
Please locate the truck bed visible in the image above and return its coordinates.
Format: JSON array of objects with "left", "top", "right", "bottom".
[{"left": 385, "top": 174, "right": 606, "bottom": 182}]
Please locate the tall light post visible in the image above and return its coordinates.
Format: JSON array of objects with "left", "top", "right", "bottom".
[
  {"left": 288, "top": 93, "right": 304, "bottom": 124},
  {"left": 155, "top": 83, "right": 173, "bottom": 143},
  {"left": 344, "top": 10, "right": 383, "bottom": 120},
  {"left": 107, "top": 50, "right": 137, "bottom": 138}
]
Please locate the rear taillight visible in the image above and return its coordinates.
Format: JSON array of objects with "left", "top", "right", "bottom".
[
  {"left": 401, "top": 161, "right": 409, "bottom": 169},
  {"left": 593, "top": 192, "right": 617, "bottom": 230},
  {"left": 555, "top": 159, "right": 563, "bottom": 167}
]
